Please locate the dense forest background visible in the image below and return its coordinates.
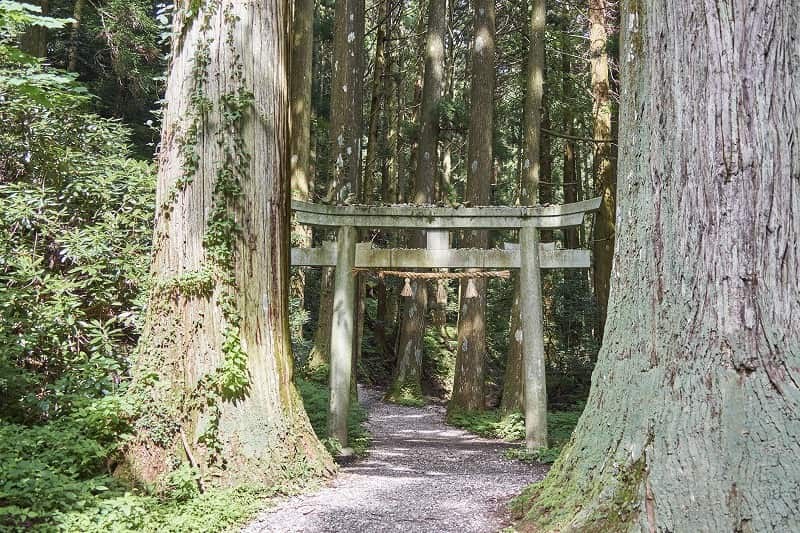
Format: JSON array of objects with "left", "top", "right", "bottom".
[{"left": 0, "top": 0, "right": 619, "bottom": 529}]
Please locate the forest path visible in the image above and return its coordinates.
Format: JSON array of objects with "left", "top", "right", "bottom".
[{"left": 244, "top": 388, "right": 547, "bottom": 533}]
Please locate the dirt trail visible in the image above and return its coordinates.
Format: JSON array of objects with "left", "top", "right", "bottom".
[{"left": 243, "top": 389, "right": 547, "bottom": 533}]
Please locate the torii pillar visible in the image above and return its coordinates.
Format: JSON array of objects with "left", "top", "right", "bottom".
[{"left": 520, "top": 225, "right": 547, "bottom": 449}]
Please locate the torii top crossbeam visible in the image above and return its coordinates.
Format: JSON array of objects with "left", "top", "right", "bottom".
[{"left": 292, "top": 197, "right": 601, "bottom": 229}]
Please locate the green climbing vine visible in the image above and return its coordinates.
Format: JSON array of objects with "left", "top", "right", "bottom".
[{"left": 136, "top": 0, "right": 256, "bottom": 475}]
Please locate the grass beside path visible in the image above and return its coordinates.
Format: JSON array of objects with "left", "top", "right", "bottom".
[{"left": 446, "top": 406, "right": 583, "bottom": 463}]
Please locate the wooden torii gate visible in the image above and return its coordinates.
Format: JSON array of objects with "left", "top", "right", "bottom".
[{"left": 291, "top": 197, "right": 601, "bottom": 450}]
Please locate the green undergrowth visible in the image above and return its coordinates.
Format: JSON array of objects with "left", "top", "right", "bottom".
[
  {"left": 447, "top": 406, "right": 583, "bottom": 463},
  {"left": 0, "top": 401, "right": 308, "bottom": 532},
  {"left": 55, "top": 483, "right": 299, "bottom": 533},
  {"left": 295, "top": 377, "right": 370, "bottom": 456}
]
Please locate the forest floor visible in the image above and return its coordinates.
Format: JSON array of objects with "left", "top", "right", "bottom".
[{"left": 244, "top": 388, "right": 548, "bottom": 533}]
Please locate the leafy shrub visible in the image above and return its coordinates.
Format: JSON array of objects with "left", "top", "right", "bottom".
[
  {"left": 0, "top": 45, "right": 155, "bottom": 422},
  {"left": 57, "top": 484, "right": 287, "bottom": 533}
]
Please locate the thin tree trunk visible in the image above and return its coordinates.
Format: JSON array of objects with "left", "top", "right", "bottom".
[
  {"left": 519, "top": 1, "right": 800, "bottom": 530},
  {"left": 308, "top": 266, "right": 334, "bottom": 368},
  {"left": 67, "top": 0, "right": 86, "bottom": 71},
  {"left": 354, "top": 0, "right": 391, "bottom": 391},
  {"left": 539, "top": 101, "right": 553, "bottom": 240},
  {"left": 389, "top": 0, "right": 446, "bottom": 402},
  {"left": 501, "top": 0, "right": 544, "bottom": 413},
  {"left": 328, "top": 0, "right": 364, "bottom": 203},
  {"left": 385, "top": 23, "right": 400, "bottom": 204},
  {"left": 362, "top": 0, "right": 390, "bottom": 203},
  {"left": 125, "top": 0, "right": 332, "bottom": 487},
  {"left": 589, "top": 0, "right": 615, "bottom": 338},
  {"left": 562, "top": 43, "right": 579, "bottom": 249},
  {"left": 20, "top": 0, "right": 48, "bottom": 57},
  {"left": 312, "top": 0, "right": 365, "bottom": 368},
  {"left": 289, "top": 0, "right": 314, "bottom": 332},
  {"left": 451, "top": 0, "right": 494, "bottom": 412},
  {"left": 374, "top": 0, "right": 401, "bottom": 364}
]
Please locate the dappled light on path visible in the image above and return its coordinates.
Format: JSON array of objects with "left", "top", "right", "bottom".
[{"left": 244, "top": 389, "right": 547, "bottom": 532}]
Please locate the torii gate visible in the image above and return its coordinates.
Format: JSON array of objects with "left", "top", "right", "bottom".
[{"left": 291, "top": 197, "right": 601, "bottom": 450}]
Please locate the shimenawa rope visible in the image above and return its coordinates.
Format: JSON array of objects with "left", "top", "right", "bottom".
[{"left": 352, "top": 269, "right": 510, "bottom": 298}]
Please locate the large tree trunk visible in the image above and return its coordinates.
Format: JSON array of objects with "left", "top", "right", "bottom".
[
  {"left": 388, "top": 0, "right": 446, "bottom": 403},
  {"left": 126, "top": 0, "right": 332, "bottom": 487},
  {"left": 589, "top": 0, "right": 616, "bottom": 338},
  {"left": 501, "top": 0, "right": 545, "bottom": 413},
  {"left": 451, "top": 0, "right": 495, "bottom": 412},
  {"left": 518, "top": 1, "right": 800, "bottom": 530}
]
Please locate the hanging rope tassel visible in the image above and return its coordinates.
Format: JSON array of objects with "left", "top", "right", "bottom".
[
  {"left": 401, "top": 277, "right": 414, "bottom": 297},
  {"left": 465, "top": 278, "right": 478, "bottom": 299}
]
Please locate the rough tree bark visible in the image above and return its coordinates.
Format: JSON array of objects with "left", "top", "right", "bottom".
[
  {"left": 589, "top": 0, "right": 615, "bottom": 337},
  {"left": 451, "top": 0, "right": 495, "bottom": 412},
  {"left": 388, "top": 0, "right": 446, "bottom": 402},
  {"left": 501, "top": 0, "right": 545, "bottom": 413},
  {"left": 126, "top": 0, "right": 331, "bottom": 487},
  {"left": 518, "top": 1, "right": 800, "bottom": 530}
]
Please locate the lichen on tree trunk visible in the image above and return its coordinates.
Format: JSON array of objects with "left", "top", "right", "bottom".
[
  {"left": 125, "top": 0, "right": 332, "bottom": 489},
  {"left": 517, "top": 1, "right": 800, "bottom": 530}
]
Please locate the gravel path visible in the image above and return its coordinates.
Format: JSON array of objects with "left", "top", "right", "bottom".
[{"left": 244, "top": 388, "right": 548, "bottom": 533}]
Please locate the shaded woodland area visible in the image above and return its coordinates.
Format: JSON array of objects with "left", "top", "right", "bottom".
[{"left": 0, "top": 0, "right": 798, "bottom": 531}]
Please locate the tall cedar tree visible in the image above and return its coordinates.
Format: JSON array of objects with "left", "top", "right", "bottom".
[
  {"left": 451, "top": 0, "right": 495, "bottom": 411},
  {"left": 389, "top": 0, "right": 447, "bottom": 401},
  {"left": 126, "top": 0, "right": 331, "bottom": 486},
  {"left": 310, "top": 0, "right": 365, "bottom": 368},
  {"left": 501, "top": 0, "right": 545, "bottom": 413},
  {"left": 589, "top": 0, "right": 615, "bottom": 337},
  {"left": 518, "top": 1, "right": 800, "bottom": 530},
  {"left": 289, "top": 0, "right": 314, "bottom": 326}
]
